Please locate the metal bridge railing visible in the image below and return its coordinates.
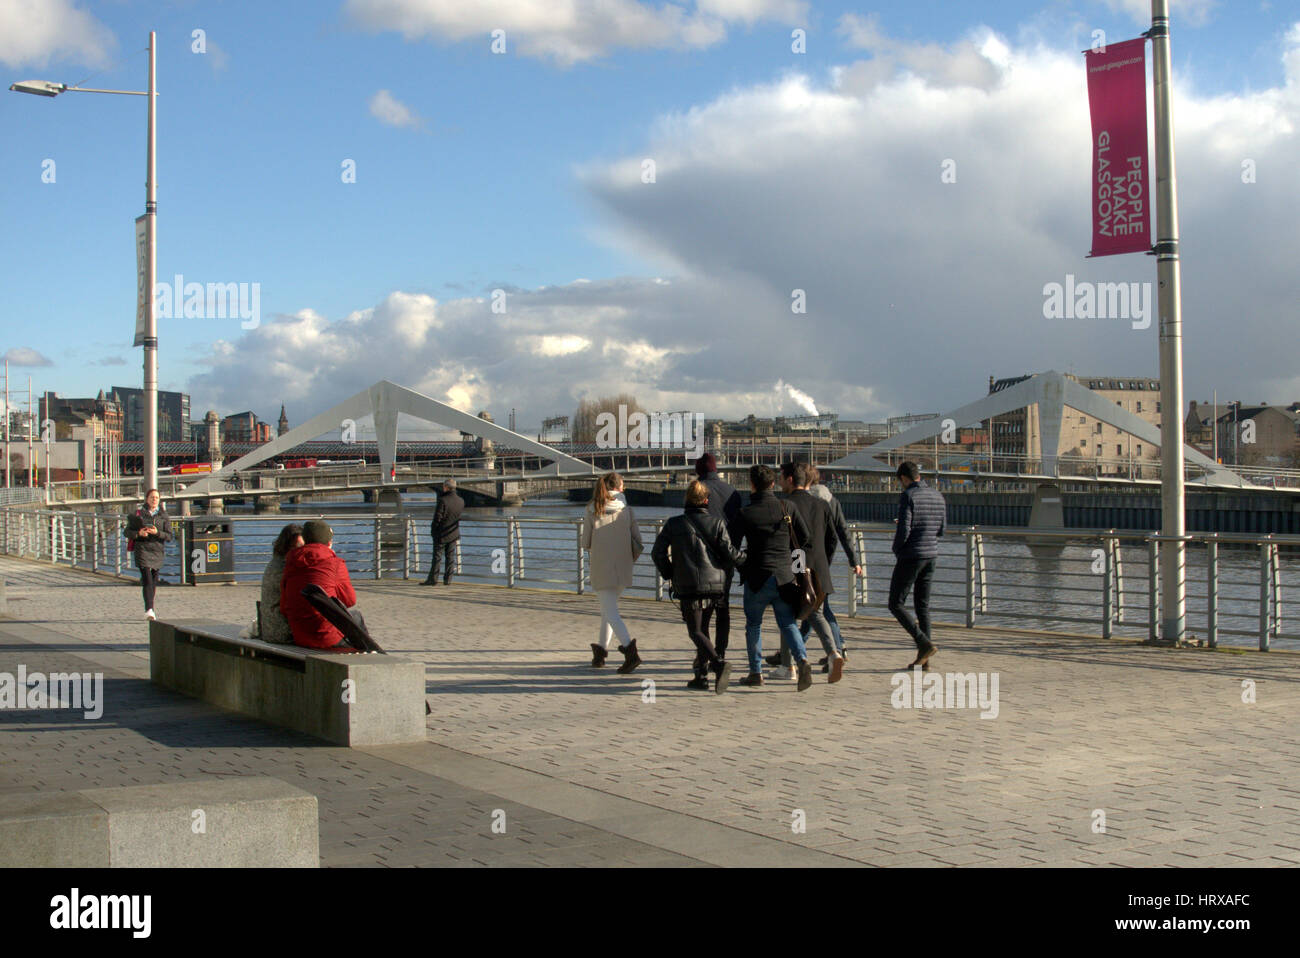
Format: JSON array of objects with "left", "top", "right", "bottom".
[{"left": 2, "top": 506, "right": 1296, "bottom": 651}]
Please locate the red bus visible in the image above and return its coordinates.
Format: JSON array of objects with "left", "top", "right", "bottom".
[
  {"left": 282, "top": 458, "right": 317, "bottom": 470},
  {"left": 172, "top": 462, "right": 216, "bottom": 475}
]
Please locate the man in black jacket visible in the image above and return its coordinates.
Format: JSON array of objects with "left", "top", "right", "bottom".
[
  {"left": 652, "top": 480, "right": 746, "bottom": 693},
  {"left": 776, "top": 462, "right": 845, "bottom": 683},
  {"left": 806, "top": 464, "right": 863, "bottom": 670},
  {"left": 732, "top": 464, "right": 814, "bottom": 690},
  {"left": 424, "top": 479, "right": 464, "bottom": 585},
  {"left": 693, "top": 453, "right": 742, "bottom": 657},
  {"left": 889, "top": 461, "right": 946, "bottom": 669}
]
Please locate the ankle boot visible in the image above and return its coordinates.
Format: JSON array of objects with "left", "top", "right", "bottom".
[
  {"left": 590, "top": 643, "right": 608, "bottom": 667},
  {"left": 616, "top": 640, "right": 642, "bottom": 674}
]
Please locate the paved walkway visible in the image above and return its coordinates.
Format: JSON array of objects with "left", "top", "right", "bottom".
[{"left": 2, "top": 555, "right": 1299, "bottom": 866}]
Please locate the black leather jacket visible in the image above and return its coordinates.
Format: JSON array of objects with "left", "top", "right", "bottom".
[{"left": 652, "top": 506, "right": 746, "bottom": 598}]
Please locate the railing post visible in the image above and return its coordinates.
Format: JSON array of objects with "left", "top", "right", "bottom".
[
  {"left": 1271, "top": 542, "right": 1282, "bottom": 649},
  {"left": 455, "top": 539, "right": 462, "bottom": 575},
  {"left": 50, "top": 512, "right": 58, "bottom": 564},
  {"left": 114, "top": 515, "right": 122, "bottom": 577},
  {"left": 506, "top": 519, "right": 516, "bottom": 588},
  {"left": 965, "top": 531, "right": 976, "bottom": 628},
  {"left": 655, "top": 519, "right": 665, "bottom": 600},
  {"left": 1147, "top": 537, "right": 1161, "bottom": 642},
  {"left": 1111, "top": 534, "right": 1125, "bottom": 623},
  {"left": 515, "top": 520, "right": 525, "bottom": 581},
  {"left": 851, "top": 529, "right": 866, "bottom": 616},
  {"left": 1102, "top": 534, "right": 1114, "bottom": 640},
  {"left": 403, "top": 516, "right": 411, "bottom": 579},
  {"left": 1206, "top": 536, "right": 1218, "bottom": 649},
  {"left": 374, "top": 517, "right": 382, "bottom": 579},
  {"left": 1259, "top": 538, "right": 1278, "bottom": 652},
  {"left": 576, "top": 519, "right": 585, "bottom": 595}
]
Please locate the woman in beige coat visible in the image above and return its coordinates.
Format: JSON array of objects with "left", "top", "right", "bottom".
[{"left": 582, "top": 472, "right": 644, "bottom": 672}]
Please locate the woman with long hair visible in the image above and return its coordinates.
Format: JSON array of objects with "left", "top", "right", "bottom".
[
  {"left": 581, "top": 472, "right": 644, "bottom": 672},
  {"left": 124, "top": 488, "right": 172, "bottom": 620},
  {"left": 259, "top": 523, "right": 304, "bottom": 643}
]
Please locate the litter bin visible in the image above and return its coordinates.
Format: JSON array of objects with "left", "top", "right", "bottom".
[{"left": 182, "top": 520, "right": 235, "bottom": 584}]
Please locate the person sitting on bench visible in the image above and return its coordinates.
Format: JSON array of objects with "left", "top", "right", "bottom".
[{"left": 281, "top": 520, "right": 366, "bottom": 651}]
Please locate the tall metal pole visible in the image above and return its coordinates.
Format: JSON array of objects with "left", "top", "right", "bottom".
[
  {"left": 3, "top": 359, "right": 9, "bottom": 489},
  {"left": 1151, "top": 0, "right": 1186, "bottom": 644},
  {"left": 27, "top": 378, "right": 33, "bottom": 488},
  {"left": 143, "top": 31, "right": 159, "bottom": 492}
]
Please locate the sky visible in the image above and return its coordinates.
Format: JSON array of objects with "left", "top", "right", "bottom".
[{"left": 1, "top": 0, "right": 1297, "bottom": 439}]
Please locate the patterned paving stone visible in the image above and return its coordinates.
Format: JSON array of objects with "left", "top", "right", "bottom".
[{"left": 2, "top": 555, "right": 1299, "bottom": 866}]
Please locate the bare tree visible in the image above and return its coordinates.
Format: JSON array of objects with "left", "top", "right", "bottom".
[{"left": 573, "top": 394, "right": 645, "bottom": 443}]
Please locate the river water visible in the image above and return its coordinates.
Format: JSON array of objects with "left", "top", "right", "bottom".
[{"left": 169, "top": 493, "right": 1296, "bottom": 652}]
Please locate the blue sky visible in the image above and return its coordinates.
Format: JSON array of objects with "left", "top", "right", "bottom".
[{"left": 2, "top": 0, "right": 1297, "bottom": 434}]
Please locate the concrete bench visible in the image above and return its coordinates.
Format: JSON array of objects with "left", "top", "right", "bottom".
[
  {"left": 150, "top": 618, "right": 427, "bottom": 746},
  {"left": 0, "top": 777, "right": 318, "bottom": 867}
]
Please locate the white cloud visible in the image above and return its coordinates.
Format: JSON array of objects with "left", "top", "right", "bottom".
[
  {"left": 530, "top": 334, "right": 592, "bottom": 357},
  {"left": 3, "top": 347, "right": 53, "bottom": 367},
  {"left": 345, "top": 0, "right": 807, "bottom": 65},
  {"left": 190, "top": 19, "right": 1300, "bottom": 426},
  {"left": 368, "top": 89, "right": 423, "bottom": 128},
  {"left": 837, "top": 13, "right": 1001, "bottom": 90},
  {"left": 0, "top": 0, "right": 113, "bottom": 69}
]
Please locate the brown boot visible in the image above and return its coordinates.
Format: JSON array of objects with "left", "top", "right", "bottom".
[
  {"left": 590, "top": 644, "right": 608, "bottom": 667},
  {"left": 616, "top": 640, "right": 642, "bottom": 674}
]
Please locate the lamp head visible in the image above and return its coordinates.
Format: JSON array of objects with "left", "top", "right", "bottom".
[{"left": 9, "top": 80, "right": 67, "bottom": 97}]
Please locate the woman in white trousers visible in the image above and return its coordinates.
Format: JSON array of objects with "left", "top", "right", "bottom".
[{"left": 582, "top": 472, "right": 644, "bottom": 673}]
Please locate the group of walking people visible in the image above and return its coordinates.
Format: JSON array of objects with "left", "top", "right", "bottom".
[
  {"left": 125, "top": 453, "right": 948, "bottom": 681},
  {"left": 579, "top": 454, "right": 947, "bottom": 693}
]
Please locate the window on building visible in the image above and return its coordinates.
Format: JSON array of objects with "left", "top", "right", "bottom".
[
  {"left": 1080, "top": 439, "right": 1087, "bottom": 448},
  {"left": 1136, "top": 401, "right": 1142, "bottom": 413},
  {"left": 1156, "top": 402, "right": 1161, "bottom": 413},
  {"left": 1096, "top": 444, "right": 1102, "bottom": 456},
  {"left": 1136, "top": 444, "right": 1142, "bottom": 456},
  {"left": 1117, "top": 444, "right": 1123, "bottom": 456},
  {"left": 1095, "top": 423, "right": 1103, "bottom": 435},
  {"left": 1079, "top": 416, "right": 1087, "bottom": 424}
]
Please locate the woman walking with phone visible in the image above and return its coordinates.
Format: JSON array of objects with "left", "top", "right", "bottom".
[
  {"left": 582, "top": 472, "right": 644, "bottom": 673},
  {"left": 125, "top": 488, "right": 173, "bottom": 620}
]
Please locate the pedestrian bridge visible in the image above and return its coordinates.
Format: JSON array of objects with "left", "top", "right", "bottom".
[{"left": 32, "top": 372, "right": 1300, "bottom": 510}]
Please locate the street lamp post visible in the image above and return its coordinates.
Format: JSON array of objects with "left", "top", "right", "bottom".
[
  {"left": 1150, "top": 0, "right": 1187, "bottom": 644},
  {"left": 10, "top": 31, "right": 159, "bottom": 494}
]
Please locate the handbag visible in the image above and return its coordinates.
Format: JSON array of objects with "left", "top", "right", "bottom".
[
  {"left": 125, "top": 509, "right": 141, "bottom": 552},
  {"left": 780, "top": 501, "right": 825, "bottom": 621}
]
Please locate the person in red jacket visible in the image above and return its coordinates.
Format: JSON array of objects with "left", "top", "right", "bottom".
[{"left": 281, "top": 520, "right": 361, "bottom": 649}]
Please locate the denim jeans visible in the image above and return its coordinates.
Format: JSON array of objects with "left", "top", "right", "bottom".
[
  {"left": 800, "top": 595, "right": 845, "bottom": 653},
  {"left": 743, "top": 575, "right": 807, "bottom": 675}
]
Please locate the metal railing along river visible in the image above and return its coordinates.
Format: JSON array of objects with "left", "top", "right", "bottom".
[{"left": 1, "top": 507, "right": 1295, "bottom": 652}]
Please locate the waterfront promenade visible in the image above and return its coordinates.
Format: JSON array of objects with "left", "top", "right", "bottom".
[{"left": 2, "top": 554, "right": 1299, "bottom": 867}]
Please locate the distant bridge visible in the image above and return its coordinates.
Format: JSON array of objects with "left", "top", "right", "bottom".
[{"left": 29, "top": 373, "right": 1300, "bottom": 512}]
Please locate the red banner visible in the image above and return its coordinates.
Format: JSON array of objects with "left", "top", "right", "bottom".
[{"left": 1086, "top": 37, "right": 1150, "bottom": 257}]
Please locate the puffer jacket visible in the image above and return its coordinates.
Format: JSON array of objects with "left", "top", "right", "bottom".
[
  {"left": 651, "top": 505, "right": 746, "bottom": 599},
  {"left": 892, "top": 479, "right": 947, "bottom": 560},
  {"left": 124, "top": 506, "right": 172, "bottom": 570}
]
